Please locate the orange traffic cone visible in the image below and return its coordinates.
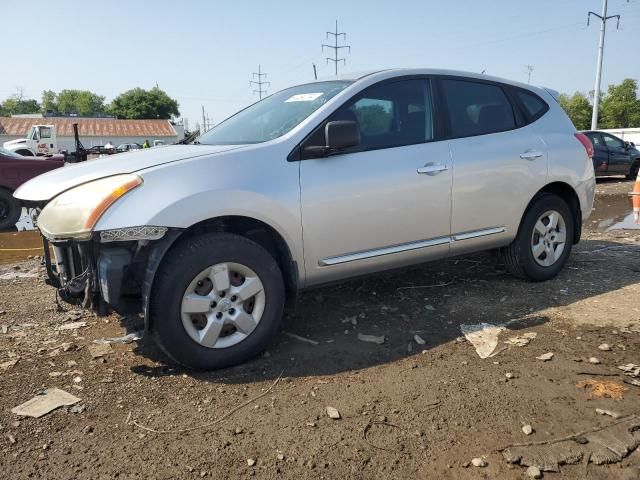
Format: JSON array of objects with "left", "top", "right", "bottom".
[{"left": 631, "top": 171, "right": 640, "bottom": 224}]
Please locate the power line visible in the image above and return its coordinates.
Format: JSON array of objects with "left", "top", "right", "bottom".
[
  {"left": 322, "top": 20, "right": 351, "bottom": 75},
  {"left": 525, "top": 65, "right": 534, "bottom": 84},
  {"left": 250, "top": 65, "right": 270, "bottom": 100},
  {"left": 588, "top": 0, "right": 628, "bottom": 129}
]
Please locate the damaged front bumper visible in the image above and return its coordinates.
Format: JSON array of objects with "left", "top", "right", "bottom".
[{"left": 43, "top": 227, "right": 181, "bottom": 320}]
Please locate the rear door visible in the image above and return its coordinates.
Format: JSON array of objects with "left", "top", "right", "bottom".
[
  {"left": 601, "top": 133, "right": 631, "bottom": 174},
  {"left": 440, "top": 77, "right": 548, "bottom": 255},
  {"left": 585, "top": 132, "right": 609, "bottom": 174}
]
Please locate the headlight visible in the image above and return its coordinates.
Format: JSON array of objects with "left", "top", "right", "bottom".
[{"left": 38, "top": 174, "right": 143, "bottom": 240}]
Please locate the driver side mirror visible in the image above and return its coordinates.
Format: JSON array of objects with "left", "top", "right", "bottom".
[
  {"left": 325, "top": 120, "right": 360, "bottom": 150},
  {"left": 302, "top": 120, "right": 360, "bottom": 158}
]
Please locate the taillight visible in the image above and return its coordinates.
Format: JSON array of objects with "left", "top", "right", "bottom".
[{"left": 575, "top": 133, "right": 594, "bottom": 159}]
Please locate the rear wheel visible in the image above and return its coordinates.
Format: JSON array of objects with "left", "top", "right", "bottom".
[
  {"left": 150, "top": 232, "right": 285, "bottom": 369},
  {"left": 627, "top": 161, "right": 640, "bottom": 180},
  {"left": 0, "top": 189, "right": 21, "bottom": 231},
  {"left": 501, "top": 193, "right": 574, "bottom": 282}
]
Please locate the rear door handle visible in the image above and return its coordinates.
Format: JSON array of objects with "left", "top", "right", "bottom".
[
  {"left": 520, "top": 150, "right": 544, "bottom": 160},
  {"left": 417, "top": 163, "right": 449, "bottom": 175}
]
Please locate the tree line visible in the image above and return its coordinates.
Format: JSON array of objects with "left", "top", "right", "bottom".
[
  {"left": 0, "top": 87, "right": 180, "bottom": 120},
  {"left": 558, "top": 78, "right": 640, "bottom": 131}
]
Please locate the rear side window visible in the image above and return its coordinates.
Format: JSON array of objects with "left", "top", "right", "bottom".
[
  {"left": 515, "top": 90, "right": 549, "bottom": 122},
  {"left": 442, "top": 79, "right": 516, "bottom": 138}
]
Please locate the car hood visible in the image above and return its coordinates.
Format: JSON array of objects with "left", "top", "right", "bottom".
[
  {"left": 14, "top": 144, "right": 246, "bottom": 201},
  {"left": 3, "top": 138, "right": 27, "bottom": 148}
]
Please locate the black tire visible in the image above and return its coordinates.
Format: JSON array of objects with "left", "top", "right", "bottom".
[
  {"left": 0, "top": 189, "right": 21, "bottom": 231},
  {"left": 626, "top": 161, "right": 640, "bottom": 180},
  {"left": 15, "top": 149, "right": 34, "bottom": 157},
  {"left": 500, "top": 193, "right": 574, "bottom": 282},
  {"left": 150, "top": 232, "right": 285, "bottom": 370}
]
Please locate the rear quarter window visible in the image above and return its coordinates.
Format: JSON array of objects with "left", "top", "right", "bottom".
[{"left": 514, "top": 90, "right": 549, "bottom": 123}]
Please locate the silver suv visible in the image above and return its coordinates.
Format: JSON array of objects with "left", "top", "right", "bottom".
[{"left": 16, "top": 69, "right": 596, "bottom": 369}]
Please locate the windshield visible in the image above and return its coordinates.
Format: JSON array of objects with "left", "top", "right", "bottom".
[
  {"left": 0, "top": 147, "right": 26, "bottom": 159},
  {"left": 198, "top": 81, "right": 352, "bottom": 145}
]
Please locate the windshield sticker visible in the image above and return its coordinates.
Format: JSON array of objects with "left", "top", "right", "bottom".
[{"left": 285, "top": 93, "right": 324, "bottom": 103}]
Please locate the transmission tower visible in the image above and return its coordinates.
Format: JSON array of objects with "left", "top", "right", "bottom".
[
  {"left": 250, "top": 65, "right": 270, "bottom": 100},
  {"left": 322, "top": 20, "right": 351, "bottom": 75},
  {"left": 588, "top": 0, "right": 627, "bottom": 129},
  {"left": 525, "top": 65, "right": 534, "bottom": 84}
]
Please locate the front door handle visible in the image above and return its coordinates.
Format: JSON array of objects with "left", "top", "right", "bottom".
[
  {"left": 417, "top": 163, "right": 449, "bottom": 175},
  {"left": 520, "top": 150, "right": 544, "bottom": 160}
]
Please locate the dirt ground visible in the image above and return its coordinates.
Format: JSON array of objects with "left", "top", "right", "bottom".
[{"left": 0, "top": 178, "right": 639, "bottom": 479}]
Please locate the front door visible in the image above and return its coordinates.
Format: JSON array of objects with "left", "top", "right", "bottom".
[{"left": 299, "top": 78, "right": 452, "bottom": 286}]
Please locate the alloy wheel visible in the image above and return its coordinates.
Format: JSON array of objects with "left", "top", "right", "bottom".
[
  {"left": 180, "top": 262, "right": 266, "bottom": 349},
  {"left": 530, "top": 209, "right": 567, "bottom": 267}
]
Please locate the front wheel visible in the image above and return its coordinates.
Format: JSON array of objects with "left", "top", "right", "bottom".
[
  {"left": 150, "top": 233, "right": 285, "bottom": 369},
  {"left": 627, "top": 161, "right": 640, "bottom": 180},
  {"left": 0, "top": 189, "right": 21, "bottom": 231},
  {"left": 500, "top": 193, "right": 574, "bottom": 282}
]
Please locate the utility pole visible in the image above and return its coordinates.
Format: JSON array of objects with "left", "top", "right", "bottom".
[
  {"left": 322, "top": 20, "right": 351, "bottom": 75},
  {"left": 588, "top": 0, "right": 626, "bottom": 129},
  {"left": 250, "top": 65, "right": 269, "bottom": 100},
  {"left": 313, "top": 63, "right": 318, "bottom": 80},
  {"left": 202, "top": 105, "right": 206, "bottom": 133},
  {"left": 525, "top": 65, "right": 534, "bottom": 84}
]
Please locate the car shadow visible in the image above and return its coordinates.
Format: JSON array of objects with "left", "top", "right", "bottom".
[{"left": 130, "top": 237, "right": 640, "bottom": 383}]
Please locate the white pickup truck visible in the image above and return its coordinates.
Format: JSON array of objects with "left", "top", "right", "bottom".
[{"left": 3, "top": 125, "right": 60, "bottom": 156}]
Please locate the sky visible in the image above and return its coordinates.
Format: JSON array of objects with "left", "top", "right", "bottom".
[{"left": 2, "top": 0, "right": 639, "bottom": 129}]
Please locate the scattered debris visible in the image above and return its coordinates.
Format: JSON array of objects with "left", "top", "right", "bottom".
[
  {"left": 247, "top": 458, "right": 256, "bottom": 467},
  {"left": 505, "top": 372, "right": 515, "bottom": 380},
  {"left": 618, "top": 364, "right": 639, "bottom": 378},
  {"left": 1, "top": 325, "right": 7, "bottom": 334},
  {"left": 471, "top": 457, "right": 487, "bottom": 467},
  {"left": 325, "top": 406, "right": 341, "bottom": 419},
  {"left": 522, "top": 425, "right": 534, "bottom": 435},
  {"left": 88, "top": 344, "right": 113, "bottom": 359},
  {"left": 93, "top": 331, "right": 143, "bottom": 345},
  {"left": 536, "top": 352, "right": 554, "bottom": 361},
  {"left": 505, "top": 332, "right": 537, "bottom": 347},
  {"left": 588, "top": 357, "right": 601, "bottom": 365},
  {"left": 283, "top": 331, "right": 319, "bottom": 346},
  {"left": 413, "top": 334, "right": 426, "bottom": 345},
  {"left": 357, "top": 333, "right": 385, "bottom": 345},
  {"left": 0, "top": 358, "right": 19, "bottom": 370},
  {"left": 576, "top": 380, "right": 628, "bottom": 400},
  {"left": 70, "top": 404, "right": 86, "bottom": 414},
  {"left": 595, "top": 408, "right": 619, "bottom": 419},
  {"left": 597, "top": 343, "right": 611, "bottom": 351},
  {"left": 502, "top": 415, "right": 640, "bottom": 471},
  {"left": 7, "top": 434, "right": 16, "bottom": 444},
  {"left": 460, "top": 323, "right": 505, "bottom": 359},
  {"left": 11, "top": 388, "right": 81, "bottom": 418},
  {"left": 526, "top": 465, "right": 542, "bottom": 478},
  {"left": 55, "top": 321, "right": 87, "bottom": 331}
]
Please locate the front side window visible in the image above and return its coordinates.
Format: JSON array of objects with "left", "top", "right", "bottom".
[
  {"left": 442, "top": 79, "right": 516, "bottom": 138},
  {"left": 39, "top": 127, "right": 52, "bottom": 139},
  {"left": 302, "top": 79, "right": 434, "bottom": 156},
  {"left": 199, "top": 81, "right": 351, "bottom": 145},
  {"left": 602, "top": 134, "right": 624, "bottom": 149}
]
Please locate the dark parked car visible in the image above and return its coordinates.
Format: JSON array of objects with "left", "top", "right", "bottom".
[
  {"left": 582, "top": 131, "right": 640, "bottom": 179},
  {"left": 0, "top": 147, "right": 64, "bottom": 230}
]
